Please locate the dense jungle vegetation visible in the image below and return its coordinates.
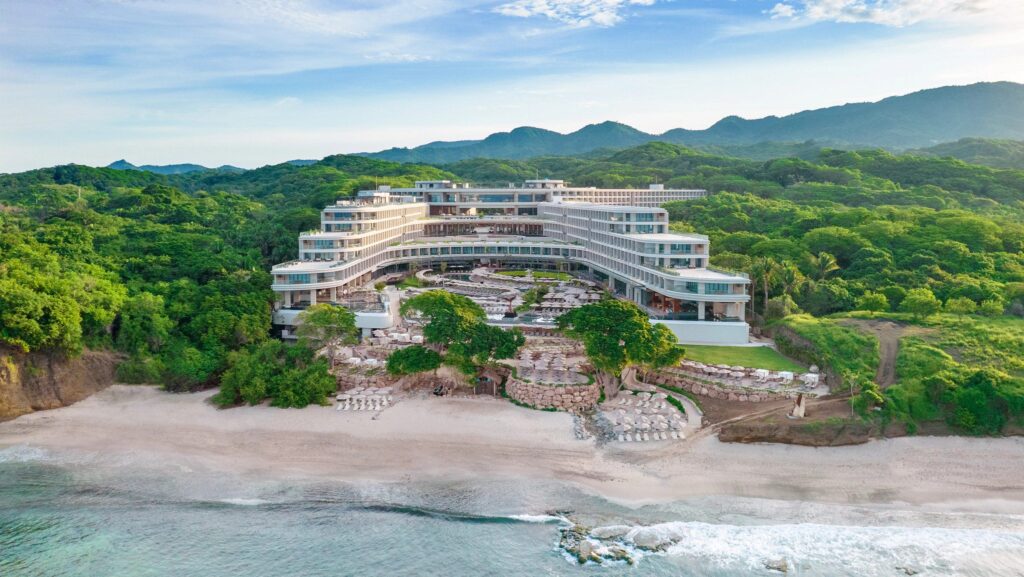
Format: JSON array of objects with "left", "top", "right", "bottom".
[{"left": 1, "top": 143, "right": 1023, "bottom": 425}]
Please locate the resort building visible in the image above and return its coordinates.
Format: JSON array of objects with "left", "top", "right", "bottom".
[{"left": 271, "top": 181, "right": 751, "bottom": 344}]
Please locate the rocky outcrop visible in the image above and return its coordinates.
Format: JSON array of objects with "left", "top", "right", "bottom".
[
  {"left": 0, "top": 348, "right": 120, "bottom": 421},
  {"left": 558, "top": 524, "right": 634, "bottom": 565},
  {"left": 505, "top": 378, "right": 600, "bottom": 412}
]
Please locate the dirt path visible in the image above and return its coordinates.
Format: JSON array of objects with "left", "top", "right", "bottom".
[{"left": 838, "top": 319, "right": 931, "bottom": 388}]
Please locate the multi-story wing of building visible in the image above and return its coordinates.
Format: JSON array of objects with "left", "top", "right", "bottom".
[{"left": 271, "top": 180, "right": 751, "bottom": 344}]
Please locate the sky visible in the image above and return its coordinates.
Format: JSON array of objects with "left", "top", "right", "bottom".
[{"left": 1, "top": 0, "right": 1022, "bottom": 172}]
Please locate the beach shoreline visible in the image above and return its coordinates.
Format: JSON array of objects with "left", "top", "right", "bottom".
[{"left": 2, "top": 385, "right": 1024, "bottom": 513}]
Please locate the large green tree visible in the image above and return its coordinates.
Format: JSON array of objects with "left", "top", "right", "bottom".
[
  {"left": 557, "top": 299, "right": 684, "bottom": 393},
  {"left": 400, "top": 290, "right": 486, "bottom": 350},
  {"left": 386, "top": 345, "right": 442, "bottom": 376},
  {"left": 399, "top": 290, "right": 524, "bottom": 373},
  {"left": 294, "top": 303, "right": 359, "bottom": 361}
]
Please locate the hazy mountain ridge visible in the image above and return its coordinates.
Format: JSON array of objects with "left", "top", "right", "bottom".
[
  {"left": 107, "top": 159, "right": 246, "bottom": 175},
  {"left": 361, "top": 82, "right": 1024, "bottom": 164}
]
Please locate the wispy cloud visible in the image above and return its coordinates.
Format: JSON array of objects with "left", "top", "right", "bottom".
[
  {"left": 493, "top": 0, "right": 657, "bottom": 27},
  {"left": 767, "top": 0, "right": 985, "bottom": 27}
]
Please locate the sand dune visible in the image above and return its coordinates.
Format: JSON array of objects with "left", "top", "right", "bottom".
[{"left": 2, "top": 385, "right": 1023, "bottom": 513}]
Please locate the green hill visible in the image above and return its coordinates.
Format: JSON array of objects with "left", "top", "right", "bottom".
[{"left": 910, "top": 138, "right": 1024, "bottom": 170}]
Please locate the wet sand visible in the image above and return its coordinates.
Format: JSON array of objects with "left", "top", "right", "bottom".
[{"left": 2, "top": 385, "right": 1023, "bottom": 513}]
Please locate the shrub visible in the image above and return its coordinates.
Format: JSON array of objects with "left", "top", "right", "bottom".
[
  {"left": 856, "top": 291, "right": 890, "bottom": 312},
  {"left": 115, "top": 354, "right": 165, "bottom": 384},
  {"left": 979, "top": 298, "right": 1005, "bottom": 316},
  {"left": 900, "top": 288, "right": 941, "bottom": 319},
  {"left": 213, "top": 340, "right": 335, "bottom": 408}
]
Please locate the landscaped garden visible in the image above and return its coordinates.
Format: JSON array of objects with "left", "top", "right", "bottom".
[{"left": 682, "top": 344, "right": 805, "bottom": 372}]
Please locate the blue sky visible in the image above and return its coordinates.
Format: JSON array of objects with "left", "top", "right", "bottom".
[{"left": 1, "top": 0, "right": 1022, "bottom": 172}]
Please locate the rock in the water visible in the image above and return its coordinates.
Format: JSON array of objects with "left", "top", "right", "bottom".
[
  {"left": 764, "top": 559, "right": 789, "bottom": 573},
  {"left": 559, "top": 524, "right": 596, "bottom": 564},
  {"left": 578, "top": 540, "right": 593, "bottom": 559},
  {"left": 590, "top": 525, "right": 631, "bottom": 540},
  {"left": 897, "top": 567, "right": 919, "bottom": 576},
  {"left": 630, "top": 527, "right": 677, "bottom": 551}
]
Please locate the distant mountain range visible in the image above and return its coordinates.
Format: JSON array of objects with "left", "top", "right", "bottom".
[
  {"left": 361, "top": 82, "right": 1024, "bottom": 164},
  {"left": 105, "top": 158, "right": 319, "bottom": 175},
  {"left": 101, "top": 82, "right": 1024, "bottom": 174},
  {"left": 106, "top": 159, "right": 246, "bottom": 175}
]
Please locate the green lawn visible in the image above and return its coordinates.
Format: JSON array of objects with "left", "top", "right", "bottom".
[
  {"left": 683, "top": 344, "right": 805, "bottom": 372},
  {"left": 496, "top": 270, "right": 572, "bottom": 281},
  {"left": 397, "top": 275, "right": 426, "bottom": 289}
]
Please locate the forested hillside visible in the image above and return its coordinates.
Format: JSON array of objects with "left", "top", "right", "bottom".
[
  {"left": 910, "top": 138, "right": 1024, "bottom": 170},
  {"left": 0, "top": 159, "right": 451, "bottom": 394},
  {"left": 2, "top": 143, "right": 1022, "bottom": 430}
]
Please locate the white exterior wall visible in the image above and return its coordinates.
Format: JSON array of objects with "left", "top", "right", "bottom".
[{"left": 651, "top": 320, "right": 750, "bottom": 345}]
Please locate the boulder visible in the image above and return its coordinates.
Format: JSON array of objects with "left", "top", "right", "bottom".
[
  {"left": 590, "top": 525, "right": 631, "bottom": 540},
  {"left": 629, "top": 527, "right": 678, "bottom": 551}
]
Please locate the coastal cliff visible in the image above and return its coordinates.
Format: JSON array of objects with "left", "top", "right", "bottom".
[{"left": 0, "top": 348, "right": 119, "bottom": 421}]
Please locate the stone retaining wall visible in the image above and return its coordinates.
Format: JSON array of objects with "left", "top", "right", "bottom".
[
  {"left": 649, "top": 371, "right": 795, "bottom": 403},
  {"left": 505, "top": 378, "right": 600, "bottom": 412}
]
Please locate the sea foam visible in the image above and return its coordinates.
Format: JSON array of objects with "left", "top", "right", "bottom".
[
  {"left": 0, "top": 444, "right": 50, "bottom": 463},
  {"left": 588, "top": 520, "right": 1024, "bottom": 576}
]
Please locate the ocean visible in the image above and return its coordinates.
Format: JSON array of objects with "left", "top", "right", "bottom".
[{"left": 2, "top": 445, "right": 1024, "bottom": 577}]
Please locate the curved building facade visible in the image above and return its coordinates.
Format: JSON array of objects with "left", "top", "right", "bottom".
[{"left": 271, "top": 181, "right": 751, "bottom": 344}]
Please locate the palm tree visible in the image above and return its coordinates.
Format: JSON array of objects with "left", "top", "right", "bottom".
[
  {"left": 749, "top": 257, "right": 779, "bottom": 320},
  {"left": 777, "top": 262, "right": 804, "bottom": 296},
  {"left": 810, "top": 252, "right": 840, "bottom": 281}
]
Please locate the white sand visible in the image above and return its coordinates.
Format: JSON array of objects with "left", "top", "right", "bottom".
[{"left": 2, "top": 385, "right": 1023, "bottom": 513}]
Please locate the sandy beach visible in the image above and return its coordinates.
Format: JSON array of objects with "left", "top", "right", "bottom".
[{"left": 2, "top": 385, "right": 1023, "bottom": 513}]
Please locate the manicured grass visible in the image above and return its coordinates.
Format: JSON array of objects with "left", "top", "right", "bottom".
[
  {"left": 496, "top": 270, "right": 572, "bottom": 281},
  {"left": 397, "top": 275, "right": 426, "bottom": 289},
  {"left": 683, "top": 344, "right": 805, "bottom": 372}
]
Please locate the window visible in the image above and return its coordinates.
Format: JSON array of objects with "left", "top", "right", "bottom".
[
  {"left": 706, "top": 283, "right": 730, "bottom": 295},
  {"left": 480, "top": 194, "right": 514, "bottom": 203},
  {"left": 291, "top": 274, "right": 311, "bottom": 284},
  {"left": 315, "top": 239, "right": 334, "bottom": 249}
]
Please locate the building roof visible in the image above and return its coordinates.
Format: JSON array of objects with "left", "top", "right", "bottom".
[
  {"left": 668, "top": 268, "right": 749, "bottom": 282},
  {"left": 627, "top": 232, "right": 709, "bottom": 242}
]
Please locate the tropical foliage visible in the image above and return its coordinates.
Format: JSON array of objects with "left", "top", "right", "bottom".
[
  {"left": 0, "top": 157, "right": 448, "bottom": 397},
  {"left": 398, "top": 290, "right": 524, "bottom": 373},
  {"left": 557, "top": 299, "right": 684, "bottom": 377}
]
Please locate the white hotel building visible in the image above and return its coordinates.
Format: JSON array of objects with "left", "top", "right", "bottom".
[{"left": 271, "top": 180, "right": 751, "bottom": 344}]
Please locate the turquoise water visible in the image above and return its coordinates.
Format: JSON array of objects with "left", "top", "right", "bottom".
[{"left": 3, "top": 447, "right": 1024, "bottom": 576}]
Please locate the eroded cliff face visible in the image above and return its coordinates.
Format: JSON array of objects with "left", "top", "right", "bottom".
[{"left": 0, "top": 348, "right": 119, "bottom": 421}]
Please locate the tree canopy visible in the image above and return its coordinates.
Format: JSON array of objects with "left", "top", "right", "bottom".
[
  {"left": 556, "top": 299, "right": 684, "bottom": 375},
  {"left": 396, "top": 290, "right": 523, "bottom": 373}
]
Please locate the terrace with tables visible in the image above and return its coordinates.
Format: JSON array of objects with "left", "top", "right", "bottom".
[{"left": 512, "top": 338, "right": 589, "bottom": 386}]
